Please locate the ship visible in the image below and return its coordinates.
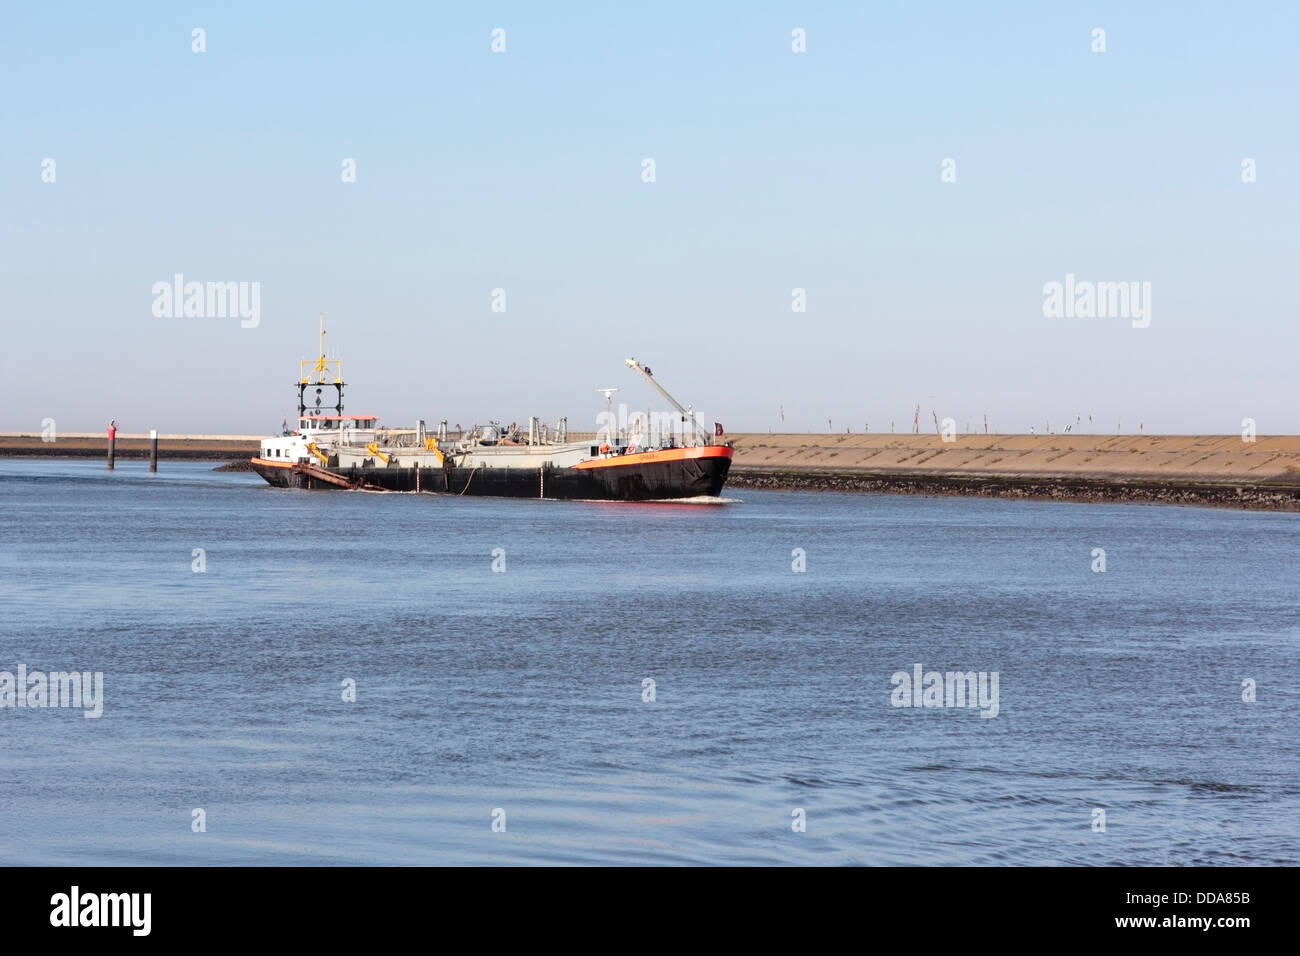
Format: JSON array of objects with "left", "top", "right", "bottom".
[{"left": 250, "top": 318, "right": 733, "bottom": 501}]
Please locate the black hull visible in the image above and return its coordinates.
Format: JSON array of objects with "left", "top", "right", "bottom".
[{"left": 252, "top": 456, "right": 731, "bottom": 501}]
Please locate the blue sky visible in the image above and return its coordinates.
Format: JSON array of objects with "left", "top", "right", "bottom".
[{"left": 3, "top": 2, "right": 1297, "bottom": 434}]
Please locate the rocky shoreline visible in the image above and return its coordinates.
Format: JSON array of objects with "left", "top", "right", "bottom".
[{"left": 727, "top": 469, "right": 1300, "bottom": 511}]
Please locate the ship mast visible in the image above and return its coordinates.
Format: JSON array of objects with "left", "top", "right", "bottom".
[
  {"left": 298, "top": 313, "right": 345, "bottom": 420},
  {"left": 624, "top": 358, "right": 710, "bottom": 445},
  {"left": 306, "top": 311, "right": 335, "bottom": 384}
]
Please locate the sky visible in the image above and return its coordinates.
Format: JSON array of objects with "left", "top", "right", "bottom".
[{"left": 2, "top": 2, "right": 1298, "bottom": 435}]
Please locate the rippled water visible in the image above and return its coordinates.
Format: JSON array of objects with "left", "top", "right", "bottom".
[{"left": 1, "top": 459, "right": 1296, "bottom": 865}]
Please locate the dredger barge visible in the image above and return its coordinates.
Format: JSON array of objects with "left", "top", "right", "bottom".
[{"left": 250, "top": 320, "right": 732, "bottom": 501}]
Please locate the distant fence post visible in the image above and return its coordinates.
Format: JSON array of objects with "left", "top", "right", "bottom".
[{"left": 149, "top": 429, "right": 158, "bottom": 472}]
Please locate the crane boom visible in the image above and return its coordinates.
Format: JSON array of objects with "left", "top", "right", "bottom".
[{"left": 625, "top": 358, "right": 711, "bottom": 444}]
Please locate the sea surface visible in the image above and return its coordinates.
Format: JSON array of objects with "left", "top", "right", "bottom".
[{"left": 1, "top": 459, "right": 1297, "bottom": 865}]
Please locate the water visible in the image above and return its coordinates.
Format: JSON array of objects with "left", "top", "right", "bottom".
[{"left": 1, "top": 459, "right": 1297, "bottom": 865}]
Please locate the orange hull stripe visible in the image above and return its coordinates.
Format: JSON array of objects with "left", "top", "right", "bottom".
[
  {"left": 570, "top": 445, "right": 733, "bottom": 471},
  {"left": 250, "top": 457, "right": 294, "bottom": 469}
]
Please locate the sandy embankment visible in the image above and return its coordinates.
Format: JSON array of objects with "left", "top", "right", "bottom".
[
  {"left": 727, "top": 433, "right": 1300, "bottom": 483},
  {"left": 725, "top": 433, "right": 1300, "bottom": 510}
]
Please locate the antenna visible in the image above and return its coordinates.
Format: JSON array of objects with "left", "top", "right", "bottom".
[
  {"left": 597, "top": 387, "right": 619, "bottom": 440},
  {"left": 316, "top": 312, "right": 326, "bottom": 383}
]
